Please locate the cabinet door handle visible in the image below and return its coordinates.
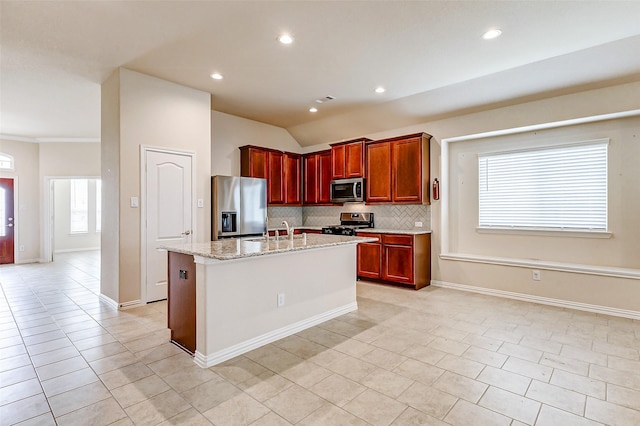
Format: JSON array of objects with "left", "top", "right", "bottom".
[{"left": 181, "top": 230, "right": 191, "bottom": 236}]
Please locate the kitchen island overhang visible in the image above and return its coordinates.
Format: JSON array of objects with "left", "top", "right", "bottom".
[{"left": 161, "top": 234, "right": 377, "bottom": 368}]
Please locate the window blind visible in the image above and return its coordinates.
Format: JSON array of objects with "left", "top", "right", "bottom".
[{"left": 478, "top": 140, "right": 608, "bottom": 231}]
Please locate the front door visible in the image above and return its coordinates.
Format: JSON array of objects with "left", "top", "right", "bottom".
[
  {"left": 145, "top": 150, "right": 193, "bottom": 302},
  {"left": 0, "top": 178, "right": 15, "bottom": 264}
]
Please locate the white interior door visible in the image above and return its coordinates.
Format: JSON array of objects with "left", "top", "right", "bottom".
[{"left": 145, "top": 150, "right": 193, "bottom": 302}]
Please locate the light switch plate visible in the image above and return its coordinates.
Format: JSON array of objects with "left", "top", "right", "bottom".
[
  {"left": 197, "top": 199, "right": 204, "bottom": 208},
  {"left": 130, "top": 197, "right": 138, "bottom": 208}
]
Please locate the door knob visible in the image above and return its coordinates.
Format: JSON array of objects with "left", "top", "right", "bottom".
[{"left": 182, "top": 230, "right": 191, "bottom": 236}]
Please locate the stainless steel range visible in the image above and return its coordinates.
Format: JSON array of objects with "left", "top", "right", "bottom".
[{"left": 322, "top": 212, "right": 374, "bottom": 236}]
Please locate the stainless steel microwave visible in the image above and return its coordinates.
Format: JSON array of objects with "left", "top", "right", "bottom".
[{"left": 330, "top": 178, "right": 365, "bottom": 203}]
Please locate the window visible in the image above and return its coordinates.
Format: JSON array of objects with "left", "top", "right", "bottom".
[
  {"left": 70, "top": 179, "right": 88, "bottom": 233},
  {"left": 0, "top": 153, "right": 13, "bottom": 170},
  {"left": 478, "top": 140, "right": 608, "bottom": 232},
  {"left": 95, "top": 180, "right": 102, "bottom": 232}
]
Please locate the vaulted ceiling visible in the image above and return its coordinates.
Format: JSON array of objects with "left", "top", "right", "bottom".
[{"left": 2, "top": 1, "right": 640, "bottom": 146}]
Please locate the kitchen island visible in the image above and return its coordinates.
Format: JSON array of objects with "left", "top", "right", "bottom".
[{"left": 161, "top": 234, "right": 376, "bottom": 368}]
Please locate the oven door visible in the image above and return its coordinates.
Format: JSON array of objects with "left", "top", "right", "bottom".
[{"left": 330, "top": 178, "right": 364, "bottom": 203}]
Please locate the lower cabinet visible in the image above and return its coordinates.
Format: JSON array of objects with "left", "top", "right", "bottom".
[
  {"left": 357, "top": 234, "right": 383, "bottom": 280},
  {"left": 168, "top": 251, "right": 196, "bottom": 354},
  {"left": 357, "top": 232, "right": 431, "bottom": 289}
]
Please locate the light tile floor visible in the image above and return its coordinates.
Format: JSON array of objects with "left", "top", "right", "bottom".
[{"left": 1, "top": 250, "right": 640, "bottom": 425}]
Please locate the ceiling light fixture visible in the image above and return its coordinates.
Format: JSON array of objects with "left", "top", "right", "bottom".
[
  {"left": 309, "top": 107, "right": 318, "bottom": 113},
  {"left": 482, "top": 29, "right": 502, "bottom": 40},
  {"left": 278, "top": 34, "right": 294, "bottom": 45},
  {"left": 210, "top": 73, "right": 223, "bottom": 80},
  {"left": 375, "top": 87, "right": 386, "bottom": 94}
]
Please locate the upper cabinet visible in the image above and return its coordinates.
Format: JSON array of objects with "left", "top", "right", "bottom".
[
  {"left": 365, "top": 142, "right": 392, "bottom": 203},
  {"left": 240, "top": 145, "right": 301, "bottom": 206},
  {"left": 365, "top": 132, "right": 431, "bottom": 204},
  {"left": 283, "top": 152, "right": 302, "bottom": 205},
  {"left": 330, "top": 138, "right": 370, "bottom": 179},
  {"left": 303, "top": 150, "right": 333, "bottom": 205},
  {"left": 240, "top": 145, "right": 268, "bottom": 179}
]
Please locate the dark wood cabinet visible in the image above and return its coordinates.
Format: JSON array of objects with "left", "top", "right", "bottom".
[
  {"left": 331, "top": 139, "right": 368, "bottom": 179},
  {"left": 365, "top": 142, "right": 392, "bottom": 203},
  {"left": 303, "top": 154, "right": 318, "bottom": 205},
  {"left": 357, "top": 232, "right": 431, "bottom": 289},
  {"left": 303, "top": 150, "right": 333, "bottom": 205},
  {"left": 382, "top": 234, "right": 414, "bottom": 284},
  {"left": 240, "top": 145, "right": 301, "bottom": 206},
  {"left": 357, "top": 233, "right": 382, "bottom": 280},
  {"left": 283, "top": 152, "right": 301, "bottom": 205},
  {"left": 240, "top": 146, "right": 268, "bottom": 179},
  {"left": 318, "top": 150, "right": 333, "bottom": 203},
  {"left": 365, "top": 132, "right": 431, "bottom": 204},
  {"left": 392, "top": 137, "right": 423, "bottom": 203},
  {"left": 168, "top": 251, "right": 196, "bottom": 354},
  {"left": 331, "top": 144, "right": 346, "bottom": 180},
  {"left": 268, "top": 150, "right": 284, "bottom": 204}
]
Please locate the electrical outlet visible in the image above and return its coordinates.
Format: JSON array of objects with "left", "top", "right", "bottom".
[
  {"left": 277, "top": 293, "right": 285, "bottom": 307},
  {"left": 415, "top": 221, "right": 423, "bottom": 227},
  {"left": 19, "top": 245, "right": 25, "bottom": 252},
  {"left": 532, "top": 270, "right": 541, "bottom": 281}
]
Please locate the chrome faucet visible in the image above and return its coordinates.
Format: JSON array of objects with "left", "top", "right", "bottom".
[{"left": 281, "top": 220, "right": 293, "bottom": 240}]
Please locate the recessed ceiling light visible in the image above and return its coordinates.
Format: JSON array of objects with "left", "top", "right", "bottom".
[
  {"left": 309, "top": 107, "right": 318, "bottom": 113},
  {"left": 482, "top": 29, "right": 502, "bottom": 40},
  {"left": 210, "top": 73, "right": 223, "bottom": 80},
  {"left": 375, "top": 87, "right": 386, "bottom": 94},
  {"left": 278, "top": 34, "right": 294, "bottom": 45}
]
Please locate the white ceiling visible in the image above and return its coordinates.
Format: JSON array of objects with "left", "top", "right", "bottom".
[{"left": 2, "top": 1, "right": 640, "bottom": 147}]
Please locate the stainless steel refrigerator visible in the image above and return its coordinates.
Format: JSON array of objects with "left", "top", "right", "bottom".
[{"left": 211, "top": 176, "right": 267, "bottom": 240}]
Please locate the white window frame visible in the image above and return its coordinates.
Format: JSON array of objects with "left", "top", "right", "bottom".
[
  {"left": 69, "top": 179, "right": 89, "bottom": 234},
  {"left": 0, "top": 153, "right": 14, "bottom": 171},
  {"left": 477, "top": 139, "right": 609, "bottom": 237},
  {"left": 95, "top": 180, "right": 102, "bottom": 233}
]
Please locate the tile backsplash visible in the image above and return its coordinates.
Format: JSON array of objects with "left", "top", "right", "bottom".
[
  {"left": 267, "top": 207, "right": 303, "bottom": 228},
  {"left": 268, "top": 204, "right": 431, "bottom": 230}
]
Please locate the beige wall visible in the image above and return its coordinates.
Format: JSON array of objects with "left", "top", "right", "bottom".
[
  {"left": 102, "top": 68, "right": 211, "bottom": 305},
  {"left": 211, "top": 111, "right": 302, "bottom": 176},
  {"left": 0, "top": 139, "right": 40, "bottom": 263},
  {"left": 39, "top": 142, "right": 101, "bottom": 177},
  {"left": 0, "top": 140, "right": 100, "bottom": 263},
  {"left": 101, "top": 70, "right": 121, "bottom": 303},
  {"left": 305, "top": 80, "right": 640, "bottom": 314}
]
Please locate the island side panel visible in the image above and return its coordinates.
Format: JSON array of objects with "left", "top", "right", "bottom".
[
  {"left": 195, "top": 244, "right": 357, "bottom": 366},
  {"left": 168, "top": 251, "right": 197, "bottom": 354}
]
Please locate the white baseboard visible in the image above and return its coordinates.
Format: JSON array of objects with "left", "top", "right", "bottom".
[
  {"left": 119, "top": 300, "right": 144, "bottom": 310},
  {"left": 431, "top": 280, "right": 640, "bottom": 320},
  {"left": 98, "top": 294, "right": 119, "bottom": 310},
  {"left": 14, "top": 258, "right": 41, "bottom": 264},
  {"left": 54, "top": 247, "right": 100, "bottom": 254},
  {"left": 194, "top": 302, "right": 358, "bottom": 368}
]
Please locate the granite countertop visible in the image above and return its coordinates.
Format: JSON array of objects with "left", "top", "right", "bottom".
[
  {"left": 356, "top": 228, "right": 432, "bottom": 235},
  {"left": 160, "top": 234, "right": 377, "bottom": 261}
]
